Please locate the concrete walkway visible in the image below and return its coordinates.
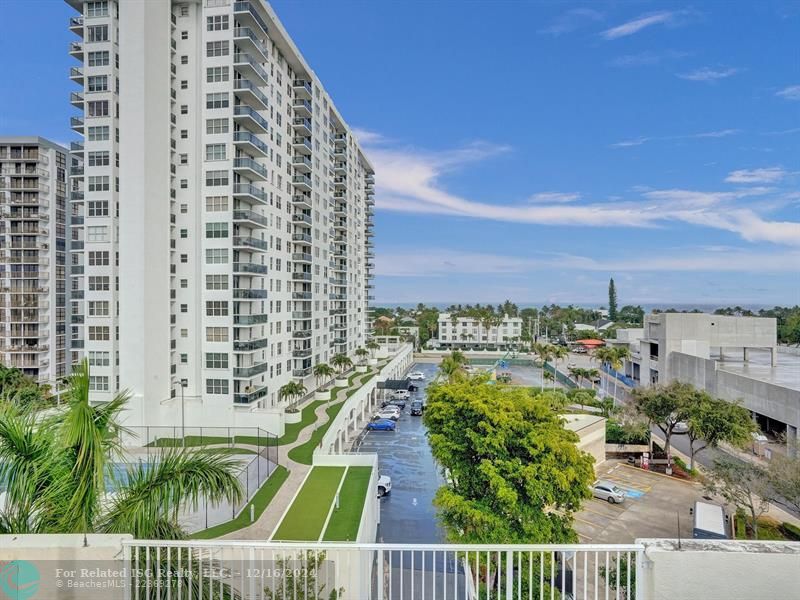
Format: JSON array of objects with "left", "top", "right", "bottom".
[{"left": 221, "top": 369, "right": 378, "bottom": 540}]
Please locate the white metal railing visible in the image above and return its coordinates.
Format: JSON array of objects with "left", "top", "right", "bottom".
[{"left": 122, "top": 541, "right": 642, "bottom": 600}]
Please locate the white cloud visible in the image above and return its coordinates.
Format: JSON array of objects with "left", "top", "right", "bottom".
[
  {"left": 611, "top": 128, "right": 739, "bottom": 148},
  {"left": 538, "top": 8, "right": 603, "bottom": 36},
  {"left": 351, "top": 128, "right": 387, "bottom": 145},
  {"left": 376, "top": 248, "right": 800, "bottom": 277},
  {"left": 601, "top": 11, "right": 675, "bottom": 39},
  {"left": 608, "top": 50, "right": 688, "bottom": 68},
  {"left": 359, "top": 134, "right": 800, "bottom": 247},
  {"left": 775, "top": 85, "right": 800, "bottom": 101},
  {"left": 725, "top": 167, "right": 787, "bottom": 184},
  {"left": 678, "top": 67, "right": 738, "bottom": 82},
  {"left": 528, "top": 192, "right": 581, "bottom": 203}
]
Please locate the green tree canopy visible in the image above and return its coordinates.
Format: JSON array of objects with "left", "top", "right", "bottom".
[{"left": 423, "top": 380, "right": 594, "bottom": 544}]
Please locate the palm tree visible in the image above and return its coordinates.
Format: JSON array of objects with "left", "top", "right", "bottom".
[
  {"left": 612, "top": 347, "right": 632, "bottom": 401},
  {"left": 366, "top": 340, "right": 380, "bottom": 358},
  {"left": 0, "top": 360, "right": 242, "bottom": 539},
  {"left": 449, "top": 350, "right": 468, "bottom": 366},
  {"left": 279, "top": 381, "right": 307, "bottom": 406},
  {"left": 439, "top": 356, "right": 464, "bottom": 382},
  {"left": 331, "top": 353, "right": 353, "bottom": 375},
  {"left": 568, "top": 366, "right": 583, "bottom": 388},
  {"left": 533, "top": 342, "right": 553, "bottom": 392},
  {"left": 313, "top": 363, "right": 335, "bottom": 390},
  {"left": 543, "top": 370, "right": 555, "bottom": 386},
  {"left": 355, "top": 347, "right": 369, "bottom": 365},
  {"left": 550, "top": 345, "right": 569, "bottom": 390},
  {"left": 585, "top": 368, "right": 600, "bottom": 390},
  {"left": 592, "top": 346, "right": 615, "bottom": 399}
]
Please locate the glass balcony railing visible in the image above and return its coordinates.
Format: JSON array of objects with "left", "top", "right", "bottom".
[
  {"left": 232, "top": 235, "right": 269, "bottom": 251},
  {"left": 233, "top": 337, "right": 269, "bottom": 352},
  {"left": 233, "top": 105, "right": 269, "bottom": 132},
  {"left": 233, "top": 131, "right": 269, "bottom": 156}
]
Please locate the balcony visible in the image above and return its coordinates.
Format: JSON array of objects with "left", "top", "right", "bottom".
[
  {"left": 292, "top": 213, "right": 312, "bottom": 227},
  {"left": 292, "top": 79, "right": 313, "bottom": 99},
  {"left": 292, "top": 252, "right": 311, "bottom": 263},
  {"left": 232, "top": 235, "right": 268, "bottom": 252},
  {"left": 291, "top": 272, "right": 312, "bottom": 282},
  {"left": 233, "top": 337, "right": 269, "bottom": 352},
  {"left": 233, "top": 313, "right": 269, "bottom": 326},
  {"left": 70, "top": 116, "right": 84, "bottom": 134},
  {"left": 233, "top": 261, "right": 268, "bottom": 275},
  {"left": 69, "top": 66, "right": 83, "bottom": 84},
  {"left": 334, "top": 133, "right": 347, "bottom": 145},
  {"left": 68, "top": 15, "right": 83, "bottom": 35},
  {"left": 292, "top": 98, "right": 312, "bottom": 117},
  {"left": 365, "top": 174, "right": 375, "bottom": 185},
  {"left": 333, "top": 176, "right": 347, "bottom": 189},
  {"left": 233, "top": 157, "right": 268, "bottom": 181},
  {"left": 292, "top": 232, "right": 312, "bottom": 245},
  {"left": 69, "top": 165, "right": 84, "bottom": 177},
  {"left": 292, "top": 329, "right": 312, "bottom": 339},
  {"left": 292, "top": 194, "right": 312, "bottom": 210},
  {"left": 233, "top": 384, "right": 268, "bottom": 404},
  {"left": 68, "top": 41, "right": 83, "bottom": 58},
  {"left": 233, "top": 288, "right": 268, "bottom": 299},
  {"left": 70, "top": 141, "right": 84, "bottom": 154},
  {"left": 71, "top": 191, "right": 84, "bottom": 201},
  {"left": 233, "top": 1, "right": 269, "bottom": 37},
  {"left": 333, "top": 161, "right": 347, "bottom": 173},
  {"left": 233, "top": 131, "right": 269, "bottom": 158},
  {"left": 233, "top": 208, "right": 268, "bottom": 228},
  {"left": 291, "top": 117, "right": 312, "bottom": 136},
  {"left": 292, "top": 154, "right": 312, "bottom": 173},
  {"left": 233, "top": 105, "right": 269, "bottom": 134},
  {"left": 292, "top": 348, "right": 312, "bottom": 359},
  {"left": 233, "top": 78, "right": 269, "bottom": 110},
  {"left": 233, "top": 361, "right": 268, "bottom": 378},
  {"left": 292, "top": 311, "right": 312, "bottom": 320},
  {"left": 233, "top": 52, "right": 269, "bottom": 86},
  {"left": 292, "top": 174, "right": 312, "bottom": 192},
  {"left": 232, "top": 27, "right": 269, "bottom": 61},
  {"left": 291, "top": 136, "right": 312, "bottom": 155},
  {"left": 292, "top": 291, "right": 311, "bottom": 300},
  {"left": 232, "top": 183, "right": 268, "bottom": 204}
]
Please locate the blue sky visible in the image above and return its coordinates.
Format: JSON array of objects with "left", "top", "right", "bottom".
[{"left": 2, "top": 1, "right": 798, "bottom": 307}]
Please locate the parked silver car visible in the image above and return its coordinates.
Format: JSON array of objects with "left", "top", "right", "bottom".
[{"left": 592, "top": 480, "right": 626, "bottom": 504}]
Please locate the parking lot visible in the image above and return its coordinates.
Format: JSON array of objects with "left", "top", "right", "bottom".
[
  {"left": 574, "top": 461, "right": 705, "bottom": 543},
  {"left": 355, "top": 362, "right": 447, "bottom": 543}
]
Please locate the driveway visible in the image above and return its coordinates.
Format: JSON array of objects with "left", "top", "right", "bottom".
[{"left": 354, "top": 361, "right": 447, "bottom": 543}]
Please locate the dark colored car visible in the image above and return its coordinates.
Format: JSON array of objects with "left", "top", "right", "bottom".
[
  {"left": 384, "top": 398, "right": 406, "bottom": 409},
  {"left": 367, "top": 419, "right": 396, "bottom": 431},
  {"left": 410, "top": 401, "right": 423, "bottom": 416}
]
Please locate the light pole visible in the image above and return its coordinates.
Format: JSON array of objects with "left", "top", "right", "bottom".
[{"left": 173, "top": 379, "right": 187, "bottom": 447}]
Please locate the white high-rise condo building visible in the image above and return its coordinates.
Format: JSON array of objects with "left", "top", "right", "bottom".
[
  {"left": 66, "top": 0, "right": 375, "bottom": 429},
  {"left": 0, "top": 137, "right": 70, "bottom": 384}
]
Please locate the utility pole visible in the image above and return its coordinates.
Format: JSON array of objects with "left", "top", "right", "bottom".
[{"left": 173, "top": 379, "right": 187, "bottom": 447}]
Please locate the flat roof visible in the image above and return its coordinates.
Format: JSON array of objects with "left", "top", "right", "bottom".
[
  {"left": 716, "top": 348, "right": 800, "bottom": 393},
  {"left": 694, "top": 501, "right": 726, "bottom": 536}
]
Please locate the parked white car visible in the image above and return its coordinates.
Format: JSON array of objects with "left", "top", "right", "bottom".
[
  {"left": 377, "top": 475, "right": 392, "bottom": 497},
  {"left": 393, "top": 389, "right": 411, "bottom": 400},
  {"left": 592, "top": 481, "right": 626, "bottom": 504},
  {"left": 673, "top": 422, "right": 690, "bottom": 434},
  {"left": 375, "top": 408, "right": 400, "bottom": 421},
  {"left": 408, "top": 371, "right": 425, "bottom": 381}
]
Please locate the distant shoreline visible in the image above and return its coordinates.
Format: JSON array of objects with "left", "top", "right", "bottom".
[{"left": 373, "top": 302, "right": 780, "bottom": 312}]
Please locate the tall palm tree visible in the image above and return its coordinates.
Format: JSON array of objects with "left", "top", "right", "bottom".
[
  {"left": 609, "top": 347, "right": 631, "bottom": 404},
  {"left": 592, "top": 346, "right": 616, "bottom": 400},
  {"left": 568, "top": 366, "right": 583, "bottom": 388},
  {"left": 585, "top": 368, "right": 600, "bottom": 391},
  {"left": 279, "top": 381, "right": 306, "bottom": 406},
  {"left": 331, "top": 353, "right": 353, "bottom": 375},
  {"left": 449, "top": 350, "right": 468, "bottom": 366},
  {"left": 550, "top": 345, "right": 569, "bottom": 390},
  {"left": 0, "top": 360, "right": 242, "bottom": 539},
  {"left": 313, "top": 363, "right": 335, "bottom": 390},
  {"left": 355, "top": 347, "right": 369, "bottom": 365},
  {"left": 532, "top": 342, "right": 553, "bottom": 392},
  {"left": 366, "top": 340, "right": 380, "bottom": 358}
]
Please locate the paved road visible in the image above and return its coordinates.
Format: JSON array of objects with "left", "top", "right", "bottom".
[{"left": 355, "top": 362, "right": 447, "bottom": 543}]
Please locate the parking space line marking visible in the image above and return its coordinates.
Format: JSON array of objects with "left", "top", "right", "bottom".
[{"left": 605, "top": 476, "right": 651, "bottom": 493}]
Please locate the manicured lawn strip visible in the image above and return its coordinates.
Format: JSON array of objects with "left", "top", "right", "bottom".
[
  {"left": 272, "top": 467, "right": 345, "bottom": 541},
  {"left": 190, "top": 465, "right": 289, "bottom": 539},
  {"left": 288, "top": 373, "right": 376, "bottom": 465},
  {"left": 323, "top": 467, "right": 372, "bottom": 541}
]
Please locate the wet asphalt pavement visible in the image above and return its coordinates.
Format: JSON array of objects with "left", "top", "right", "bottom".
[{"left": 355, "top": 362, "right": 447, "bottom": 543}]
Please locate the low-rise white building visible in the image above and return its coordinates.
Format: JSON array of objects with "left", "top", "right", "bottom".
[{"left": 437, "top": 313, "right": 523, "bottom": 350}]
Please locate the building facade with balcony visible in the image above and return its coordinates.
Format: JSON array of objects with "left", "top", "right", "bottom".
[
  {"left": 0, "top": 137, "right": 70, "bottom": 384},
  {"left": 65, "top": 0, "right": 374, "bottom": 428},
  {"left": 436, "top": 313, "right": 524, "bottom": 350}
]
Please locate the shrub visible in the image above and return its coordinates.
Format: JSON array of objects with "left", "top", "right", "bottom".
[
  {"left": 781, "top": 522, "right": 800, "bottom": 541},
  {"left": 606, "top": 419, "right": 650, "bottom": 445}
]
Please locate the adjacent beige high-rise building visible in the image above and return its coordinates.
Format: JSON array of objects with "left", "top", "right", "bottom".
[{"left": 66, "top": 0, "right": 375, "bottom": 428}]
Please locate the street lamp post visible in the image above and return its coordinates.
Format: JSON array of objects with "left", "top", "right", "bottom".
[{"left": 173, "top": 379, "right": 187, "bottom": 447}]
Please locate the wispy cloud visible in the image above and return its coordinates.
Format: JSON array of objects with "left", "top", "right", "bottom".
[
  {"left": 538, "top": 8, "right": 603, "bottom": 36},
  {"left": 725, "top": 167, "right": 787, "bottom": 184},
  {"left": 762, "top": 127, "right": 800, "bottom": 135},
  {"left": 775, "top": 85, "right": 800, "bottom": 101},
  {"left": 359, "top": 133, "right": 800, "bottom": 247},
  {"left": 528, "top": 192, "right": 581, "bottom": 203},
  {"left": 678, "top": 67, "right": 739, "bottom": 82},
  {"left": 601, "top": 11, "right": 676, "bottom": 39},
  {"left": 610, "top": 129, "right": 740, "bottom": 148},
  {"left": 608, "top": 50, "right": 688, "bottom": 68}
]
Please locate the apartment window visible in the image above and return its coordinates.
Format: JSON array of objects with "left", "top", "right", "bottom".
[
  {"left": 180, "top": 354, "right": 188, "bottom": 364},
  {"left": 206, "top": 196, "right": 228, "bottom": 211},
  {"left": 205, "top": 274, "right": 228, "bottom": 290},
  {"left": 205, "top": 248, "right": 228, "bottom": 264},
  {"left": 179, "top": 153, "right": 188, "bottom": 165},
  {"left": 87, "top": 201, "right": 109, "bottom": 217},
  {"left": 88, "top": 351, "right": 110, "bottom": 366},
  {"left": 180, "top": 5, "right": 189, "bottom": 17},
  {"left": 180, "top": 179, "right": 188, "bottom": 189},
  {"left": 205, "top": 379, "right": 229, "bottom": 394},
  {"left": 88, "top": 251, "right": 109, "bottom": 266},
  {"left": 180, "top": 304, "right": 188, "bottom": 313},
  {"left": 180, "top": 80, "right": 188, "bottom": 90},
  {"left": 205, "top": 170, "right": 228, "bottom": 186},
  {"left": 88, "top": 176, "right": 110, "bottom": 191},
  {"left": 205, "top": 353, "right": 229, "bottom": 369},
  {"left": 88, "top": 276, "right": 110, "bottom": 291},
  {"left": 87, "top": 126, "right": 109, "bottom": 141},
  {"left": 207, "top": 15, "right": 229, "bottom": 30},
  {"left": 180, "top": 228, "right": 188, "bottom": 238},
  {"left": 87, "top": 100, "right": 109, "bottom": 118},
  {"left": 180, "top": 129, "right": 188, "bottom": 139},
  {"left": 86, "top": 24, "right": 109, "bottom": 43},
  {"left": 181, "top": 30, "right": 189, "bottom": 40},
  {"left": 206, "top": 92, "right": 229, "bottom": 109},
  {"left": 87, "top": 75, "right": 108, "bottom": 93},
  {"left": 206, "top": 41, "right": 229, "bottom": 57},
  {"left": 89, "top": 376, "right": 109, "bottom": 392},
  {"left": 206, "top": 301, "right": 229, "bottom": 316},
  {"left": 181, "top": 55, "right": 188, "bottom": 65},
  {"left": 206, "top": 118, "right": 229, "bottom": 134},
  {"left": 88, "top": 151, "right": 110, "bottom": 166},
  {"left": 87, "top": 226, "right": 108, "bottom": 242},
  {"left": 205, "top": 223, "right": 228, "bottom": 238},
  {"left": 180, "top": 105, "right": 188, "bottom": 115},
  {"left": 180, "top": 254, "right": 188, "bottom": 263},
  {"left": 205, "top": 144, "right": 226, "bottom": 161},
  {"left": 88, "top": 300, "right": 110, "bottom": 316},
  {"left": 206, "top": 66, "right": 229, "bottom": 83},
  {"left": 206, "top": 327, "right": 228, "bottom": 342},
  {"left": 88, "top": 326, "right": 110, "bottom": 341},
  {"left": 86, "top": 1, "right": 108, "bottom": 17},
  {"left": 87, "top": 51, "right": 109, "bottom": 67}
]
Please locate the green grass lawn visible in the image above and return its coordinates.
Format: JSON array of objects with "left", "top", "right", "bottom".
[
  {"left": 191, "top": 465, "right": 289, "bottom": 539},
  {"left": 734, "top": 515, "right": 792, "bottom": 541},
  {"left": 323, "top": 467, "right": 372, "bottom": 541},
  {"left": 272, "top": 467, "right": 345, "bottom": 541}
]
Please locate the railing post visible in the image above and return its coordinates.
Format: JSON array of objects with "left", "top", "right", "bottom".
[
  {"left": 122, "top": 543, "right": 132, "bottom": 600},
  {"left": 377, "top": 548, "right": 384, "bottom": 600},
  {"left": 505, "top": 550, "right": 513, "bottom": 600}
]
